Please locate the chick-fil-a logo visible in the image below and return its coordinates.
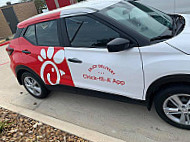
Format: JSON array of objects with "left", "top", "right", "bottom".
[{"left": 38, "top": 47, "right": 65, "bottom": 85}]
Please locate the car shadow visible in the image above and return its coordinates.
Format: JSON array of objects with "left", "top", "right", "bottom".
[{"left": 48, "top": 85, "right": 147, "bottom": 107}]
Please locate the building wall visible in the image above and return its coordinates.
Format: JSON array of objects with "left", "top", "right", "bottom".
[
  {"left": 13, "top": 1, "right": 37, "bottom": 22},
  {"left": 0, "top": 1, "right": 37, "bottom": 39},
  {"left": 0, "top": 10, "right": 12, "bottom": 39}
]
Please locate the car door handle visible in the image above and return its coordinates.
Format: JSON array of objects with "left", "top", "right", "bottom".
[
  {"left": 22, "top": 50, "right": 31, "bottom": 54},
  {"left": 68, "top": 58, "right": 82, "bottom": 63}
]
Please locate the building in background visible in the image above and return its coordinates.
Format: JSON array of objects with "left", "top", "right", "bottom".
[
  {"left": 0, "top": 1, "right": 37, "bottom": 39},
  {"left": 46, "top": 0, "right": 77, "bottom": 10}
]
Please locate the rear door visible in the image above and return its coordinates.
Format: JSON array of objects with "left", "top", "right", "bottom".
[
  {"left": 63, "top": 15, "right": 144, "bottom": 99},
  {"left": 19, "top": 19, "right": 74, "bottom": 86}
]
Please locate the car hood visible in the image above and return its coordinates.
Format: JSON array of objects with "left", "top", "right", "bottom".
[{"left": 165, "top": 14, "right": 190, "bottom": 55}]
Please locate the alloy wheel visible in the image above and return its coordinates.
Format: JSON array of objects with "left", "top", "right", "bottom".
[
  {"left": 24, "top": 77, "right": 42, "bottom": 96},
  {"left": 163, "top": 94, "right": 190, "bottom": 125}
]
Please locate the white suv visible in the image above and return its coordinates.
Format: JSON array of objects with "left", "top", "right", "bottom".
[
  {"left": 7, "top": 0, "right": 190, "bottom": 129},
  {"left": 139, "top": 0, "right": 190, "bottom": 14}
]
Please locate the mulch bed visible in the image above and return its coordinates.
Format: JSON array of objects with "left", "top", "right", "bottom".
[{"left": 0, "top": 107, "right": 89, "bottom": 142}]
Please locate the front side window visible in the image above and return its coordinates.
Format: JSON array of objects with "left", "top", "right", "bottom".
[
  {"left": 36, "top": 20, "right": 60, "bottom": 46},
  {"left": 65, "top": 16, "right": 120, "bottom": 48},
  {"left": 24, "top": 25, "right": 37, "bottom": 44},
  {"left": 100, "top": 1, "right": 173, "bottom": 40}
]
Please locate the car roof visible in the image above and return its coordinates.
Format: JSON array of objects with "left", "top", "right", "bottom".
[{"left": 18, "top": 0, "right": 126, "bottom": 28}]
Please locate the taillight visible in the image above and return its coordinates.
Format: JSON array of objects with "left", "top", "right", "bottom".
[{"left": 6, "top": 45, "right": 14, "bottom": 55}]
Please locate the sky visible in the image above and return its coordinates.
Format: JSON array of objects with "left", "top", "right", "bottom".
[{"left": 0, "top": 0, "right": 20, "bottom": 6}]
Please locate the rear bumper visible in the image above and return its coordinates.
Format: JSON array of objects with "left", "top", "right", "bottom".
[{"left": 10, "top": 59, "right": 17, "bottom": 77}]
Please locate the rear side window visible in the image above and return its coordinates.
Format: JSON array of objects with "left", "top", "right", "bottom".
[
  {"left": 24, "top": 25, "right": 37, "bottom": 45},
  {"left": 36, "top": 20, "right": 60, "bottom": 46},
  {"left": 24, "top": 20, "right": 60, "bottom": 46}
]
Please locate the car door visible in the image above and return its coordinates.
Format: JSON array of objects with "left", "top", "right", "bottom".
[
  {"left": 63, "top": 15, "right": 144, "bottom": 100},
  {"left": 20, "top": 20, "right": 74, "bottom": 86}
]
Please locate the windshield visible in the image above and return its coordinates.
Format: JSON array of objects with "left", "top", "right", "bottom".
[{"left": 100, "top": 1, "right": 173, "bottom": 40}]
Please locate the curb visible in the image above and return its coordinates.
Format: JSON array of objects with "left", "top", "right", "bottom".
[
  {"left": 0, "top": 39, "right": 6, "bottom": 44},
  {"left": 0, "top": 102, "right": 126, "bottom": 142}
]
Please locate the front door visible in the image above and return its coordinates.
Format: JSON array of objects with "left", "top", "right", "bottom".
[{"left": 64, "top": 15, "right": 144, "bottom": 99}]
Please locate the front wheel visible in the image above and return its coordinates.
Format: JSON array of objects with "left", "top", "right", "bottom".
[
  {"left": 154, "top": 85, "right": 190, "bottom": 129},
  {"left": 22, "top": 72, "right": 49, "bottom": 98}
]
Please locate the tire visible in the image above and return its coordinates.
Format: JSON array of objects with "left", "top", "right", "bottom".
[
  {"left": 154, "top": 85, "right": 190, "bottom": 129},
  {"left": 21, "top": 72, "right": 50, "bottom": 98}
]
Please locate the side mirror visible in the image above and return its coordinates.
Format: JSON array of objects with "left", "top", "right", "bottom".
[{"left": 107, "top": 38, "right": 131, "bottom": 52}]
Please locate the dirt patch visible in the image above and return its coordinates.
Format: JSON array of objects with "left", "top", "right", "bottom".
[{"left": 0, "top": 107, "right": 90, "bottom": 142}]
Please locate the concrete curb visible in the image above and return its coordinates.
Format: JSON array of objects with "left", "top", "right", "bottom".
[
  {"left": 0, "top": 102, "right": 125, "bottom": 142},
  {"left": 0, "top": 39, "right": 6, "bottom": 44}
]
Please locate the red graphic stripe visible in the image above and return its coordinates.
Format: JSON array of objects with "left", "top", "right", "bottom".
[
  {"left": 0, "top": 61, "right": 9, "bottom": 66},
  {"left": 0, "top": 41, "right": 9, "bottom": 47},
  {"left": 18, "top": 11, "right": 61, "bottom": 28}
]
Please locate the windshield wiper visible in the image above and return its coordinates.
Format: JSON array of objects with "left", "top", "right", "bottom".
[{"left": 150, "top": 35, "right": 173, "bottom": 41}]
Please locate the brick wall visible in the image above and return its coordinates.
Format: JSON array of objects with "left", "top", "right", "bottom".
[
  {"left": 0, "top": 10, "right": 12, "bottom": 39},
  {"left": 13, "top": 1, "right": 38, "bottom": 22},
  {"left": 0, "top": 1, "right": 37, "bottom": 39}
]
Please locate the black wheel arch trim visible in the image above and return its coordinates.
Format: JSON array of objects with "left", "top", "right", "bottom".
[
  {"left": 146, "top": 74, "right": 190, "bottom": 110},
  {"left": 15, "top": 65, "right": 44, "bottom": 86}
]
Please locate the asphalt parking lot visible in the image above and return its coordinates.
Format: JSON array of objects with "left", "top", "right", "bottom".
[{"left": 1, "top": 44, "right": 190, "bottom": 142}]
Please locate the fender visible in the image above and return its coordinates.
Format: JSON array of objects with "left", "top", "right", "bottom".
[
  {"left": 146, "top": 74, "right": 190, "bottom": 110},
  {"left": 15, "top": 65, "right": 45, "bottom": 85}
]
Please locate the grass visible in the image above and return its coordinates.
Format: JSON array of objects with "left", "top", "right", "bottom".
[
  {"left": 0, "top": 121, "right": 12, "bottom": 134},
  {"left": 0, "top": 121, "right": 6, "bottom": 133}
]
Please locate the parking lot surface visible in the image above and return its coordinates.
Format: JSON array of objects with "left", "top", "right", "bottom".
[{"left": 0, "top": 45, "right": 190, "bottom": 142}]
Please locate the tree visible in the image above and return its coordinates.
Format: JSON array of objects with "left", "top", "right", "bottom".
[
  {"left": 34, "top": 0, "right": 46, "bottom": 13},
  {"left": 20, "top": 0, "right": 46, "bottom": 13},
  {"left": 6, "top": 1, "right": 11, "bottom": 5},
  {"left": 20, "top": 0, "right": 32, "bottom": 2}
]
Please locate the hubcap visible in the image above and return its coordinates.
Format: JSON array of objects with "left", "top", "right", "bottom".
[
  {"left": 163, "top": 94, "right": 190, "bottom": 125},
  {"left": 24, "top": 77, "right": 42, "bottom": 96}
]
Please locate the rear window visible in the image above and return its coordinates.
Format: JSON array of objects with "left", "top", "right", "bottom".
[
  {"left": 36, "top": 20, "right": 60, "bottom": 46},
  {"left": 23, "top": 20, "right": 60, "bottom": 46}
]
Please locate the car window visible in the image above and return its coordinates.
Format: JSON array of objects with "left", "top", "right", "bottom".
[
  {"left": 24, "top": 25, "right": 37, "bottom": 45},
  {"left": 36, "top": 20, "right": 60, "bottom": 46},
  {"left": 65, "top": 16, "right": 120, "bottom": 48}
]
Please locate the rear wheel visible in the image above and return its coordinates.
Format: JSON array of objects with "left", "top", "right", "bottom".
[
  {"left": 154, "top": 85, "right": 190, "bottom": 129},
  {"left": 22, "top": 72, "right": 49, "bottom": 98}
]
